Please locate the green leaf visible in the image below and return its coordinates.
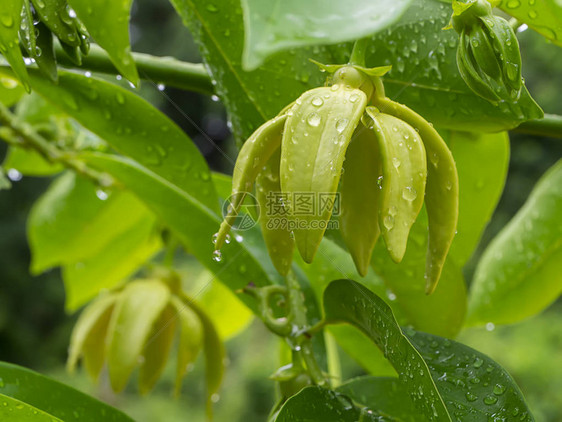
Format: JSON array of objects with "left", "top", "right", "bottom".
[
  {"left": 275, "top": 386, "right": 389, "bottom": 421},
  {"left": 0, "top": 394, "right": 62, "bottom": 421},
  {"left": 169, "top": 0, "right": 338, "bottom": 143},
  {"left": 0, "top": 77, "right": 25, "bottom": 106},
  {"left": 138, "top": 304, "right": 177, "bottom": 394},
  {"left": 3, "top": 147, "right": 64, "bottom": 176},
  {"left": 0, "top": 361, "right": 133, "bottom": 421},
  {"left": 240, "top": 0, "right": 413, "bottom": 70},
  {"left": 0, "top": 0, "right": 30, "bottom": 91},
  {"left": 68, "top": 0, "right": 139, "bottom": 84},
  {"left": 106, "top": 279, "right": 170, "bottom": 392},
  {"left": 366, "top": 0, "right": 543, "bottom": 132},
  {"left": 62, "top": 211, "right": 162, "bottom": 311},
  {"left": 406, "top": 330, "right": 534, "bottom": 422},
  {"left": 28, "top": 172, "right": 156, "bottom": 274},
  {"left": 80, "top": 153, "right": 283, "bottom": 310},
  {"left": 0, "top": 69, "right": 218, "bottom": 212},
  {"left": 67, "top": 293, "right": 118, "bottom": 379},
  {"left": 336, "top": 376, "right": 422, "bottom": 422},
  {"left": 323, "top": 279, "right": 451, "bottom": 421},
  {"left": 468, "top": 159, "right": 562, "bottom": 326},
  {"left": 445, "top": 131, "right": 510, "bottom": 264},
  {"left": 499, "top": 0, "right": 562, "bottom": 47}
]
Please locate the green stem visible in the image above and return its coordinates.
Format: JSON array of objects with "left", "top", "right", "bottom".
[
  {"left": 512, "top": 114, "right": 562, "bottom": 139},
  {"left": 54, "top": 44, "right": 215, "bottom": 95},
  {"left": 0, "top": 102, "right": 112, "bottom": 186},
  {"left": 286, "top": 272, "right": 326, "bottom": 386},
  {"left": 349, "top": 37, "right": 370, "bottom": 67}
]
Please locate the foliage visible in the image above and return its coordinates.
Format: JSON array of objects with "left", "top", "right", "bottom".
[{"left": 0, "top": 0, "right": 561, "bottom": 421}]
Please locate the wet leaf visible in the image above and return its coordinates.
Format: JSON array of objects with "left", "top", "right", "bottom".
[
  {"left": 0, "top": 361, "right": 133, "bottom": 421},
  {"left": 468, "top": 159, "right": 562, "bottom": 326},
  {"left": 241, "top": 0, "right": 412, "bottom": 70}
]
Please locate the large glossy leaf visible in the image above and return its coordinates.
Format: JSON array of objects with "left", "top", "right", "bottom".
[
  {"left": 28, "top": 172, "right": 155, "bottom": 273},
  {"left": 323, "top": 279, "right": 450, "bottom": 421},
  {"left": 68, "top": 0, "right": 139, "bottom": 84},
  {"left": 445, "top": 131, "right": 510, "bottom": 264},
  {"left": 500, "top": 0, "right": 562, "bottom": 46},
  {"left": 323, "top": 280, "right": 534, "bottom": 421},
  {"left": 0, "top": 361, "right": 133, "bottom": 421},
  {"left": 406, "top": 330, "right": 534, "bottom": 422},
  {"left": 240, "top": 0, "right": 413, "bottom": 70},
  {"left": 169, "top": 0, "right": 339, "bottom": 143},
  {"left": 365, "top": 0, "right": 543, "bottom": 132},
  {"left": 468, "top": 159, "right": 562, "bottom": 326},
  {"left": 275, "top": 386, "right": 392, "bottom": 421},
  {"left": 80, "top": 153, "right": 283, "bottom": 311},
  {"left": 0, "top": 394, "right": 62, "bottom": 421},
  {"left": 0, "top": 69, "right": 218, "bottom": 212},
  {"left": 0, "top": 0, "right": 30, "bottom": 91},
  {"left": 106, "top": 280, "right": 170, "bottom": 392},
  {"left": 62, "top": 212, "right": 162, "bottom": 311},
  {"left": 336, "top": 377, "right": 422, "bottom": 422}
]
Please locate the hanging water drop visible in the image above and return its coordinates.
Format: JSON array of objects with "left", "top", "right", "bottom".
[{"left": 212, "top": 250, "right": 222, "bottom": 262}]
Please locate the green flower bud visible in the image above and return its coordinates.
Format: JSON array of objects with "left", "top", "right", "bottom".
[{"left": 451, "top": 0, "right": 523, "bottom": 102}]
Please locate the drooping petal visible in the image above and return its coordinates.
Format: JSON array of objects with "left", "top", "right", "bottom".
[
  {"left": 281, "top": 85, "right": 367, "bottom": 263},
  {"left": 255, "top": 148, "right": 294, "bottom": 275},
  {"left": 340, "top": 125, "right": 383, "bottom": 276},
  {"left": 366, "top": 107, "right": 427, "bottom": 264},
  {"left": 214, "top": 113, "right": 288, "bottom": 251}
]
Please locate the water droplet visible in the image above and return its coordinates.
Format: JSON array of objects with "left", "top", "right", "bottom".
[
  {"left": 212, "top": 250, "right": 222, "bottom": 262},
  {"left": 466, "top": 392, "right": 478, "bottom": 402},
  {"left": 335, "top": 118, "right": 348, "bottom": 133},
  {"left": 224, "top": 234, "right": 231, "bottom": 244},
  {"left": 157, "top": 83, "right": 165, "bottom": 91},
  {"left": 349, "top": 93, "right": 360, "bottom": 103},
  {"left": 212, "top": 233, "right": 218, "bottom": 245},
  {"left": 5, "top": 167, "right": 23, "bottom": 184},
  {"left": 383, "top": 214, "right": 395, "bottom": 230},
  {"left": 311, "top": 96, "right": 323, "bottom": 107},
  {"left": 116, "top": 92, "right": 125, "bottom": 105},
  {"left": 96, "top": 189, "right": 109, "bottom": 200},
  {"left": 493, "top": 384, "right": 506, "bottom": 395},
  {"left": 307, "top": 112, "right": 321, "bottom": 127},
  {"left": 206, "top": 4, "right": 219, "bottom": 12},
  {"left": 0, "top": 14, "right": 14, "bottom": 28},
  {"left": 486, "top": 322, "right": 495, "bottom": 331},
  {"left": 402, "top": 187, "right": 417, "bottom": 201},
  {"left": 484, "top": 394, "right": 498, "bottom": 405},
  {"left": 392, "top": 157, "right": 401, "bottom": 168},
  {"left": 506, "top": 0, "right": 521, "bottom": 8}
]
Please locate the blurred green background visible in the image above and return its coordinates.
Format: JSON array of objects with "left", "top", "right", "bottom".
[{"left": 0, "top": 1, "right": 561, "bottom": 421}]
